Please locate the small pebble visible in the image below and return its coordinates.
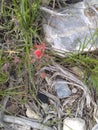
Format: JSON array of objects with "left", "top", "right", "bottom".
[
  {"left": 37, "top": 92, "right": 49, "bottom": 104},
  {"left": 72, "top": 88, "right": 77, "bottom": 93},
  {"left": 54, "top": 81, "right": 72, "bottom": 99}
]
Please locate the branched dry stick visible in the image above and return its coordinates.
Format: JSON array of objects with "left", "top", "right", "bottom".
[
  {"left": 2, "top": 114, "right": 54, "bottom": 130},
  {"left": 39, "top": 64, "right": 97, "bottom": 118},
  {"left": 38, "top": 64, "right": 98, "bottom": 123},
  {"left": 43, "top": 64, "right": 92, "bottom": 107},
  {"left": 0, "top": 96, "right": 12, "bottom": 130}
]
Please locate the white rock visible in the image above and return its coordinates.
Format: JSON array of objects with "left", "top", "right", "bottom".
[
  {"left": 25, "top": 104, "right": 41, "bottom": 120},
  {"left": 72, "top": 88, "right": 77, "bottom": 93},
  {"left": 26, "top": 107, "right": 41, "bottom": 120},
  {"left": 63, "top": 118, "right": 86, "bottom": 130}
]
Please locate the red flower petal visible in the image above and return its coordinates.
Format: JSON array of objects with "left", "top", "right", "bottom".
[
  {"left": 35, "top": 43, "right": 45, "bottom": 51},
  {"left": 34, "top": 49, "right": 43, "bottom": 59},
  {"left": 40, "top": 72, "right": 46, "bottom": 78}
]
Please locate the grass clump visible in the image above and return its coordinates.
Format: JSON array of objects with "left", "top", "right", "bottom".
[
  {"left": 12, "top": 0, "right": 41, "bottom": 90},
  {"left": 55, "top": 52, "right": 98, "bottom": 90},
  {"left": 0, "top": 0, "right": 42, "bottom": 104}
]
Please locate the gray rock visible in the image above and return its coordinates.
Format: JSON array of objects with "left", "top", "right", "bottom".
[
  {"left": 42, "top": 2, "right": 98, "bottom": 54},
  {"left": 54, "top": 81, "right": 72, "bottom": 99}
]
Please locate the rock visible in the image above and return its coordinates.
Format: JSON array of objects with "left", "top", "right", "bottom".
[
  {"left": 72, "top": 88, "right": 77, "bottom": 93},
  {"left": 25, "top": 104, "right": 41, "bottom": 120},
  {"left": 26, "top": 108, "right": 41, "bottom": 120},
  {"left": 37, "top": 92, "right": 49, "bottom": 104},
  {"left": 42, "top": 2, "right": 98, "bottom": 55},
  {"left": 54, "top": 81, "right": 72, "bottom": 99},
  {"left": 63, "top": 118, "right": 86, "bottom": 130},
  {"left": 92, "top": 124, "right": 98, "bottom": 130}
]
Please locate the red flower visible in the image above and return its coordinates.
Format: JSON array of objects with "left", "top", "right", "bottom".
[
  {"left": 40, "top": 72, "right": 46, "bottom": 78},
  {"left": 35, "top": 43, "right": 45, "bottom": 51},
  {"left": 34, "top": 43, "right": 45, "bottom": 59},
  {"left": 34, "top": 49, "right": 43, "bottom": 59}
]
